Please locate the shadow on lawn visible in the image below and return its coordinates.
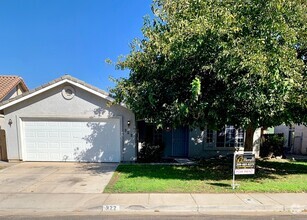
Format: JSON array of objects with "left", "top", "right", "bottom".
[
  {"left": 114, "top": 158, "right": 307, "bottom": 181},
  {"left": 208, "top": 183, "right": 230, "bottom": 187}
]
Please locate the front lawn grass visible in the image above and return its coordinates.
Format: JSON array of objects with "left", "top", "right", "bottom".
[{"left": 104, "top": 159, "right": 307, "bottom": 193}]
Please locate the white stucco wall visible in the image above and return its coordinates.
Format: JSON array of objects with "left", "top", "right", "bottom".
[
  {"left": 294, "top": 125, "right": 307, "bottom": 155},
  {"left": 3, "top": 82, "right": 136, "bottom": 162},
  {"left": 274, "top": 124, "right": 307, "bottom": 155},
  {"left": 253, "top": 128, "right": 261, "bottom": 157},
  {"left": 274, "top": 125, "right": 290, "bottom": 148}
]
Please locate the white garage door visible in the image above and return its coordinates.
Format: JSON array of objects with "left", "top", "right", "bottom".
[{"left": 22, "top": 119, "right": 121, "bottom": 162}]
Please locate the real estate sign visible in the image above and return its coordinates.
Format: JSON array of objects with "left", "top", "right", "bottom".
[
  {"left": 232, "top": 151, "right": 256, "bottom": 189},
  {"left": 234, "top": 152, "right": 256, "bottom": 175}
]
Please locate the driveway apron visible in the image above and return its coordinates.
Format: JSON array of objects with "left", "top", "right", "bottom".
[{"left": 0, "top": 162, "right": 117, "bottom": 193}]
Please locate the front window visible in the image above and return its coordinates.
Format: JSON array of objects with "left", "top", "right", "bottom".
[
  {"left": 216, "top": 126, "right": 244, "bottom": 148},
  {"left": 225, "top": 126, "right": 236, "bottom": 147},
  {"left": 206, "top": 129, "right": 214, "bottom": 143},
  {"left": 237, "top": 128, "right": 244, "bottom": 147}
]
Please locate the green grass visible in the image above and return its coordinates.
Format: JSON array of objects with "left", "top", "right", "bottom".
[{"left": 104, "top": 159, "right": 307, "bottom": 193}]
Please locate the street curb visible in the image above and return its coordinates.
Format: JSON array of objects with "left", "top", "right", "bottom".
[
  {"left": 284, "top": 205, "right": 307, "bottom": 213},
  {"left": 1, "top": 205, "right": 307, "bottom": 215},
  {"left": 197, "top": 205, "right": 284, "bottom": 212},
  {"left": 0, "top": 192, "right": 307, "bottom": 214},
  {"left": 101, "top": 204, "right": 307, "bottom": 213}
]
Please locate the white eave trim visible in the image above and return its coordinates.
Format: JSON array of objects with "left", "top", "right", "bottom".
[
  {"left": 67, "top": 81, "right": 114, "bottom": 102},
  {"left": 0, "top": 79, "right": 122, "bottom": 110}
]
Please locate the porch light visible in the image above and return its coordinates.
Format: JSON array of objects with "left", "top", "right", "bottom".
[
  {"left": 127, "top": 120, "right": 131, "bottom": 127},
  {"left": 8, "top": 119, "right": 13, "bottom": 127}
]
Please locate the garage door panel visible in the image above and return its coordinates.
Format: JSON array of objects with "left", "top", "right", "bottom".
[
  {"left": 36, "top": 132, "right": 46, "bottom": 137},
  {"left": 22, "top": 119, "right": 121, "bottom": 162},
  {"left": 26, "top": 143, "right": 37, "bottom": 152},
  {"left": 25, "top": 131, "right": 36, "bottom": 138},
  {"left": 37, "top": 143, "right": 48, "bottom": 152}
]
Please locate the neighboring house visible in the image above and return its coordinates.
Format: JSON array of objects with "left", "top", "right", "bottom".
[
  {"left": 0, "top": 75, "right": 29, "bottom": 130},
  {"left": 138, "top": 122, "right": 261, "bottom": 159},
  {"left": 0, "top": 75, "right": 28, "bottom": 102},
  {"left": 0, "top": 75, "right": 136, "bottom": 162},
  {"left": 275, "top": 124, "right": 307, "bottom": 155},
  {"left": 0, "top": 75, "right": 29, "bottom": 161}
]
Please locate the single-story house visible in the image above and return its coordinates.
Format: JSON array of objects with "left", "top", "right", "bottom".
[
  {"left": 275, "top": 124, "right": 307, "bottom": 155},
  {"left": 0, "top": 74, "right": 262, "bottom": 163},
  {"left": 0, "top": 75, "right": 29, "bottom": 161},
  {"left": 0, "top": 75, "right": 136, "bottom": 162}
]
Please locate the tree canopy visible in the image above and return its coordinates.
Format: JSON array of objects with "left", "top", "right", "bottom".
[{"left": 111, "top": 0, "right": 307, "bottom": 150}]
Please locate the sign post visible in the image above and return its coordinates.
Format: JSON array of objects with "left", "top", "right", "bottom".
[{"left": 232, "top": 151, "right": 255, "bottom": 189}]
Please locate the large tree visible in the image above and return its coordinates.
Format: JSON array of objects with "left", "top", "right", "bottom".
[{"left": 112, "top": 0, "right": 307, "bottom": 151}]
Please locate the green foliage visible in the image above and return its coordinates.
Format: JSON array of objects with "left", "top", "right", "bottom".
[
  {"left": 191, "top": 77, "right": 201, "bottom": 101},
  {"left": 138, "top": 143, "right": 164, "bottom": 163},
  {"left": 260, "top": 134, "right": 286, "bottom": 158},
  {"left": 111, "top": 0, "right": 307, "bottom": 133}
]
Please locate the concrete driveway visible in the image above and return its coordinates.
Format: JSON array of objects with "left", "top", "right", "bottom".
[{"left": 0, "top": 162, "right": 117, "bottom": 193}]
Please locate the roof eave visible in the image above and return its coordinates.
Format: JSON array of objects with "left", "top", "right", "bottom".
[{"left": 0, "top": 76, "right": 125, "bottom": 110}]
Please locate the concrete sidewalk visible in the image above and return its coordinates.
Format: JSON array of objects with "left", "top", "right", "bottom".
[{"left": 0, "top": 193, "right": 306, "bottom": 214}]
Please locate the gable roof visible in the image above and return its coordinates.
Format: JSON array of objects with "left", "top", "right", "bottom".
[
  {"left": 0, "top": 75, "right": 29, "bottom": 101},
  {"left": 0, "top": 75, "right": 119, "bottom": 110}
]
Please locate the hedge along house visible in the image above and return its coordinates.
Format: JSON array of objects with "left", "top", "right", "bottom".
[
  {"left": 0, "top": 75, "right": 136, "bottom": 162},
  {"left": 137, "top": 122, "right": 261, "bottom": 159}
]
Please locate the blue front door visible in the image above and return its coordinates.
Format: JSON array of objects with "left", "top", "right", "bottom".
[{"left": 163, "top": 127, "right": 189, "bottom": 157}]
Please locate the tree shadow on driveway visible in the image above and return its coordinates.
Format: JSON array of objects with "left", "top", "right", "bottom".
[{"left": 76, "top": 163, "right": 119, "bottom": 175}]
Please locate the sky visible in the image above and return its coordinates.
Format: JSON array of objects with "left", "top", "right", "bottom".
[{"left": 0, "top": 0, "right": 153, "bottom": 91}]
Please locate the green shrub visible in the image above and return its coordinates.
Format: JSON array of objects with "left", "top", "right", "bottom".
[
  {"left": 260, "top": 134, "right": 285, "bottom": 158},
  {"left": 138, "top": 143, "right": 164, "bottom": 163}
]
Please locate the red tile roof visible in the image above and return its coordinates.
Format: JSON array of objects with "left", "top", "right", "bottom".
[{"left": 0, "top": 75, "right": 29, "bottom": 101}]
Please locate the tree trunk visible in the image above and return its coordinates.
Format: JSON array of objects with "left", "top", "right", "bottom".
[{"left": 244, "top": 125, "right": 256, "bottom": 151}]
